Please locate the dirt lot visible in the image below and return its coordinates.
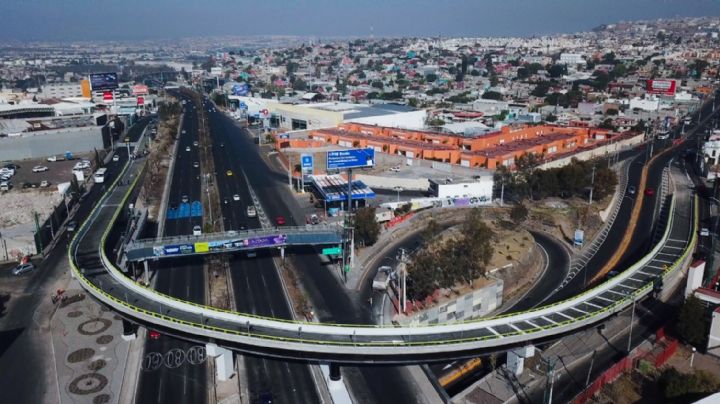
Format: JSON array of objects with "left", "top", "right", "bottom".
[{"left": 0, "top": 152, "right": 99, "bottom": 260}]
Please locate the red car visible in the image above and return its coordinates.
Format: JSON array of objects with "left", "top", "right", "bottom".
[
  {"left": 149, "top": 330, "right": 161, "bottom": 340},
  {"left": 645, "top": 187, "right": 655, "bottom": 197},
  {"left": 275, "top": 216, "right": 286, "bottom": 226}
]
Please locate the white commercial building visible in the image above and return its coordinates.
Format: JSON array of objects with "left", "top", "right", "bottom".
[
  {"left": 39, "top": 83, "right": 83, "bottom": 100},
  {"left": 429, "top": 175, "right": 494, "bottom": 200},
  {"left": 559, "top": 53, "right": 586, "bottom": 65}
]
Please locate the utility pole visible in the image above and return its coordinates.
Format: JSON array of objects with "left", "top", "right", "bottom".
[
  {"left": 588, "top": 165, "right": 596, "bottom": 205},
  {"left": 287, "top": 155, "right": 293, "bottom": 190},
  {"left": 543, "top": 358, "right": 556, "bottom": 404},
  {"left": 500, "top": 178, "right": 505, "bottom": 207},
  {"left": 398, "top": 248, "right": 408, "bottom": 314},
  {"left": 627, "top": 292, "right": 637, "bottom": 353}
]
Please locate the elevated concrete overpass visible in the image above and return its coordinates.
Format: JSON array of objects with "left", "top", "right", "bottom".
[
  {"left": 69, "top": 155, "right": 697, "bottom": 363},
  {"left": 124, "top": 225, "right": 343, "bottom": 261}
]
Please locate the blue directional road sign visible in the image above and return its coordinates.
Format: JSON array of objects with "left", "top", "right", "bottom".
[
  {"left": 301, "top": 154, "right": 313, "bottom": 169},
  {"left": 239, "top": 102, "right": 248, "bottom": 110},
  {"left": 326, "top": 148, "right": 375, "bottom": 170}
]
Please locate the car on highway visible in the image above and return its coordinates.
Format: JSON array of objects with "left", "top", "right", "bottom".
[
  {"left": 233, "top": 194, "right": 240, "bottom": 201},
  {"left": 67, "top": 221, "right": 77, "bottom": 232},
  {"left": 112, "top": 154, "right": 120, "bottom": 162},
  {"left": 246, "top": 205, "right": 257, "bottom": 217},
  {"left": 181, "top": 194, "right": 189, "bottom": 203},
  {"left": 628, "top": 186, "right": 636, "bottom": 195},
  {"left": 275, "top": 216, "right": 286, "bottom": 226},
  {"left": 193, "top": 225, "right": 202, "bottom": 236},
  {"left": 193, "top": 161, "right": 199, "bottom": 168},
  {"left": 645, "top": 187, "right": 655, "bottom": 197},
  {"left": 186, "top": 146, "right": 191, "bottom": 152},
  {"left": 193, "top": 141, "right": 199, "bottom": 147},
  {"left": 226, "top": 170, "right": 233, "bottom": 176},
  {"left": 700, "top": 228, "right": 710, "bottom": 237},
  {"left": 149, "top": 330, "right": 161, "bottom": 340},
  {"left": 12, "top": 262, "right": 35, "bottom": 276},
  {"left": 32, "top": 165, "right": 48, "bottom": 173},
  {"left": 220, "top": 143, "right": 224, "bottom": 148}
]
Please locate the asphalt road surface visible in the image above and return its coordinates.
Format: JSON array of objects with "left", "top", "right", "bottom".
[
  {"left": 135, "top": 94, "right": 208, "bottom": 404},
  {"left": 206, "top": 106, "right": 419, "bottom": 403},
  {"left": 206, "top": 99, "right": 321, "bottom": 404}
]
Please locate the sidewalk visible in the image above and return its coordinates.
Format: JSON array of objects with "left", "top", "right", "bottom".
[{"left": 50, "top": 281, "right": 131, "bottom": 404}]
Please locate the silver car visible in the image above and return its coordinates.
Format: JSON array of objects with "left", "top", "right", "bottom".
[{"left": 12, "top": 262, "right": 35, "bottom": 276}]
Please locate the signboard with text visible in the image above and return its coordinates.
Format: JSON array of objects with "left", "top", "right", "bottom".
[
  {"left": 326, "top": 148, "right": 375, "bottom": 170},
  {"left": 89, "top": 72, "right": 119, "bottom": 91},
  {"left": 646, "top": 79, "right": 677, "bottom": 96}
]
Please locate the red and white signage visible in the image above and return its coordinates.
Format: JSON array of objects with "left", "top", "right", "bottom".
[
  {"left": 646, "top": 79, "right": 677, "bottom": 96},
  {"left": 137, "top": 96, "right": 145, "bottom": 106},
  {"left": 102, "top": 91, "right": 113, "bottom": 101},
  {"left": 132, "top": 84, "right": 149, "bottom": 95},
  {"left": 260, "top": 108, "right": 269, "bottom": 118}
]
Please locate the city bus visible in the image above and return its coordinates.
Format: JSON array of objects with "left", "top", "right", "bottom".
[{"left": 93, "top": 167, "right": 108, "bottom": 183}]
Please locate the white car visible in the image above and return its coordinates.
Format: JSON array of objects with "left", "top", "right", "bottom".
[
  {"left": 192, "top": 225, "right": 202, "bottom": 236},
  {"left": 47, "top": 155, "right": 58, "bottom": 162},
  {"left": 246, "top": 205, "right": 257, "bottom": 217},
  {"left": 40, "top": 180, "right": 49, "bottom": 187},
  {"left": 32, "top": 166, "right": 48, "bottom": 172},
  {"left": 112, "top": 155, "right": 120, "bottom": 162},
  {"left": 0, "top": 168, "right": 15, "bottom": 176},
  {"left": 700, "top": 228, "right": 710, "bottom": 237},
  {"left": 186, "top": 146, "right": 191, "bottom": 152},
  {"left": 233, "top": 194, "right": 240, "bottom": 201}
]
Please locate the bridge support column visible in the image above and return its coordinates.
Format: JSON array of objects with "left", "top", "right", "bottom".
[
  {"left": 329, "top": 363, "right": 342, "bottom": 381},
  {"left": 280, "top": 247, "right": 285, "bottom": 260},
  {"left": 143, "top": 260, "right": 149, "bottom": 285},
  {"left": 206, "top": 343, "right": 235, "bottom": 381},
  {"left": 507, "top": 345, "right": 535, "bottom": 376},
  {"left": 120, "top": 319, "right": 136, "bottom": 341}
]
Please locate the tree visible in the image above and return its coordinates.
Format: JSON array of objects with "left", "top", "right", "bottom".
[
  {"left": 421, "top": 220, "right": 440, "bottom": 244},
  {"left": 510, "top": 204, "right": 529, "bottom": 224},
  {"left": 482, "top": 91, "right": 503, "bottom": 100},
  {"left": 531, "top": 81, "right": 550, "bottom": 97},
  {"left": 425, "top": 73, "right": 438, "bottom": 83},
  {"left": 606, "top": 108, "right": 619, "bottom": 116},
  {"left": 545, "top": 113, "right": 558, "bottom": 122},
  {"left": 354, "top": 207, "right": 380, "bottom": 246},
  {"left": 548, "top": 64, "right": 566, "bottom": 78},
  {"left": 676, "top": 295, "right": 707, "bottom": 347},
  {"left": 516, "top": 67, "right": 529, "bottom": 80},
  {"left": 599, "top": 118, "right": 615, "bottom": 131},
  {"left": 293, "top": 78, "right": 307, "bottom": 91}
]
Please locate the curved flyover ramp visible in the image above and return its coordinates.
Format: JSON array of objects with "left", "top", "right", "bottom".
[{"left": 69, "top": 159, "right": 697, "bottom": 363}]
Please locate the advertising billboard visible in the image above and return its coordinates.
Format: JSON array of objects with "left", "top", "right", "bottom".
[
  {"left": 131, "top": 84, "right": 149, "bottom": 95},
  {"left": 231, "top": 83, "right": 250, "bottom": 96},
  {"left": 326, "top": 148, "right": 375, "bottom": 170},
  {"left": 241, "top": 234, "right": 287, "bottom": 248},
  {"left": 89, "top": 72, "right": 119, "bottom": 91},
  {"left": 646, "top": 79, "right": 677, "bottom": 96}
]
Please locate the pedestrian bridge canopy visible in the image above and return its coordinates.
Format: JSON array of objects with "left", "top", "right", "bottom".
[{"left": 124, "top": 225, "right": 343, "bottom": 261}]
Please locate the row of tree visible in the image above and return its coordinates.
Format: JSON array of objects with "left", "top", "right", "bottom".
[
  {"left": 494, "top": 156, "right": 618, "bottom": 202},
  {"left": 407, "top": 210, "right": 494, "bottom": 301}
]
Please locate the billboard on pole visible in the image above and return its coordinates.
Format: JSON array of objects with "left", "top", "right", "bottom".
[
  {"left": 326, "top": 148, "right": 375, "bottom": 170},
  {"left": 89, "top": 72, "right": 119, "bottom": 91},
  {"left": 646, "top": 79, "right": 677, "bottom": 96}
]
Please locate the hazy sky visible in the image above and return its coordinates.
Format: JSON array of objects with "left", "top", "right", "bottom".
[{"left": 1, "top": 0, "right": 719, "bottom": 41}]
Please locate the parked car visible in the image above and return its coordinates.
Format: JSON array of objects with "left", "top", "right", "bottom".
[
  {"left": 309, "top": 214, "right": 320, "bottom": 225},
  {"left": 47, "top": 155, "right": 64, "bottom": 162},
  {"left": 32, "top": 166, "right": 48, "bottom": 173},
  {"left": 0, "top": 181, "right": 10, "bottom": 191},
  {"left": 4, "top": 163, "right": 18, "bottom": 170},
  {"left": 12, "top": 262, "right": 35, "bottom": 276},
  {"left": 40, "top": 180, "right": 49, "bottom": 188}
]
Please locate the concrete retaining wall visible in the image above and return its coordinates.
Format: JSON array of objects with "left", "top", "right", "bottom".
[
  {"left": 538, "top": 134, "right": 644, "bottom": 170},
  {"left": 0, "top": 126, "right": 105, "bottom": 161}
]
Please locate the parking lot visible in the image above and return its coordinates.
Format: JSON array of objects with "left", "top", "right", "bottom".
[{"left": 1, "top": 153, "right": 97, "bottom": 191}]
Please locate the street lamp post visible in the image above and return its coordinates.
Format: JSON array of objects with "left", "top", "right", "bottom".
[
  {"left": 626, "top": 292, "right": 637, "bottom": 353},
  {"left": 588, "top": 165, "right": 596, "bottom": 205},
  {"left": 690, "top": 347, "right": 697, "bottom": 367},
  {"left": 394, "top": 186, "right": 403, "bottom": 203}
]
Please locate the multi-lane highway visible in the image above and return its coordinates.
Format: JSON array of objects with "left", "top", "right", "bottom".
[
  {"left": 203, "top": 105, "right": 423, "bottom": 402},
  {"left": 135, "top": 95, "right": 208, "bottom": 404},
  {"left": 204, "top": 98, "right": 321, "bottom": 403}
]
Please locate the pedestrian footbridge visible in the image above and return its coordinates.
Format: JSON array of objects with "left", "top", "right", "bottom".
[
  {"left": 69, "top": 158, "right": 697, "bottom": 362},
  {"left": 124, "top": 225, "right": 343, "bottom": 262}
]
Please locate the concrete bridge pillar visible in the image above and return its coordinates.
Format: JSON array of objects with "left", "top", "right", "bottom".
[
  {"left": 120, "top": 319, "right": 137, "bottom": 341},
  {"left": 143, "top": 260, "right": 149, "bottom": 285},
  {"left": 507, "top": 345, "right": 535, "bottom": 376},
  {"left": 329, "top": 363, "right": 342, "bottom": 381},
  {"left": 206, "top": 343, "right": 235, "bottom": 381}
]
